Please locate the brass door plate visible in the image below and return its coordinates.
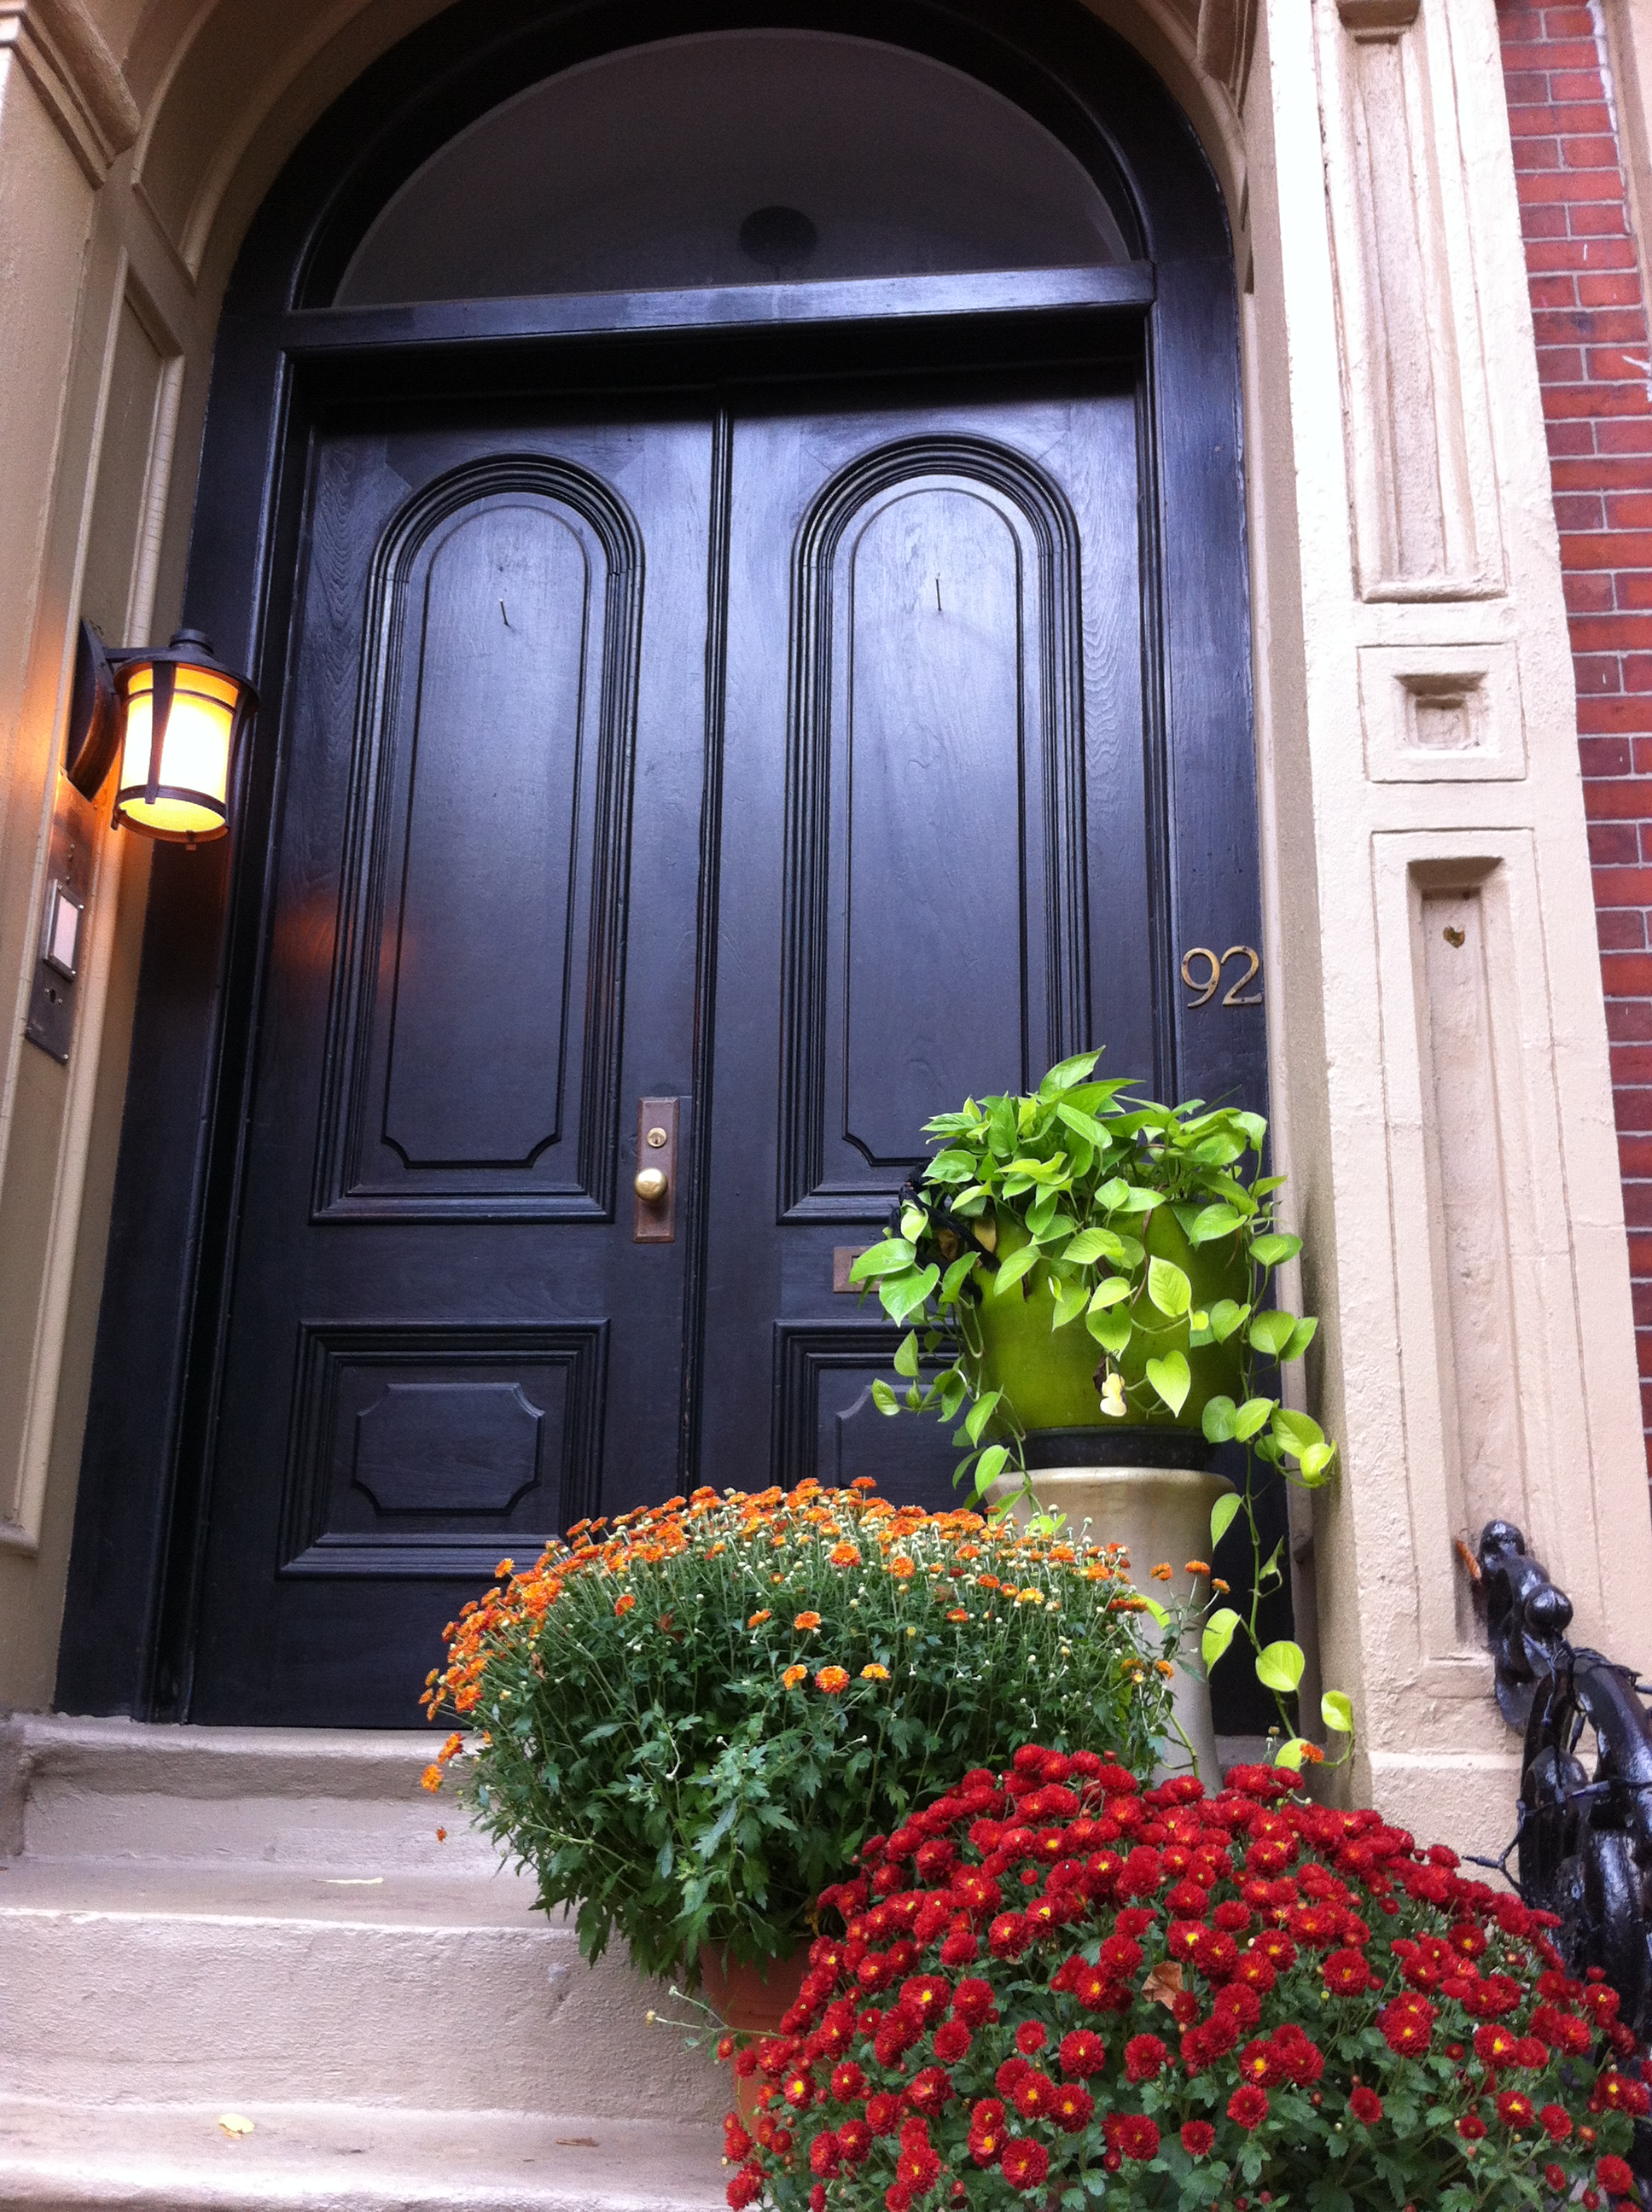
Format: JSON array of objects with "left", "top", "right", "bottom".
[
  {"left": 833, "top": 1247, "right": 871, "bottom": 1293},
  {"left": 634, "top": 1097, "right": 679, "bottom": 1243}
]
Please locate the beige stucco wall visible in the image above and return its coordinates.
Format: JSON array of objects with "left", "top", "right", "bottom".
[{"left": 0, "top": 0, "right": 1646, "bottom": 1852}]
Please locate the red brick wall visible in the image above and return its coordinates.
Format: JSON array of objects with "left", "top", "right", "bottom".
[{"left": 1497, "top": 0, "right": 1652, "bottom": 1470}]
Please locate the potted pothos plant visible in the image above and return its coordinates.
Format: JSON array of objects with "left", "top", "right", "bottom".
[{"left": 848, "top": 1053, "right": 1348, "bottom": 1777}]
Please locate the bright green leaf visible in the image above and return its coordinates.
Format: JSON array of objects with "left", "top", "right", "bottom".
[
  {"left": 1255, "top": 1639, "right": 1306, "bottom": 1693},
  {"left": 938, "top": 1254, "right": 979, "bottom": 1307},
  {"left": 1039, "top": 1051, "right": 1102, "bottom": 1097},
  {"left": 1322, "top": 1691, "right": 1355, "bottom": 1735},
  {"left": 1232, "top": 1396, "right": 1276, "bottom": 1441},
  {"left": 1249, "top": 1231, "right": 1303, "bottom": 1267},
  {"left": 1148, "top": 1256, "right": 1192, "bottom": 1318},
  {"left": 1207, "top": 1299, "right": 1250, "bottom": 1342},
  {"left": 1086, "top": 1307, "right": 1131, "bottom": 1355},
  {"left": 963, "top": 1391, "right": 1003, "bottom": 1447},
  {"left": 882, "top": 1264, "right": 939, "bottom": 1323},
  {"left": 893, "top": 1330, "right": 920, "bottom": 1379},
  {"left": 1144, "top": 1350, "right": 1190, "bottom": 1416},
  {"left": 1281, "top": 1317, "right": 1318, "bottom": 1363},
  {"left": 870, "top": 1379, "right": 900, "bottom": 1417},
  {"left": 973, "top": 1445, "right": 1011, "bottom": 1497},
  {"left": 1210, "top": 1492, "right": 1242, "bottom": 1547},
  {"left": 1271, "top": 1407, "right": 1326, "bottom": 1455},
  {"left": 1087, "top": 1275, "right": 1132, "bottom": 1312},
  {"left": 1273, "top": 1738, "right": 1311, "bottom": 1772},
  {"left": 1298, "top": 1441, "right": 1336, "bottom": 1483},
  {"left": 1187, "top": 1202, "right": 1244, "bottom": 1245},
  {"left": 848, "top": 1239, "right": 916, "bottom": 1282},
  {"left": 990, "top": 1244, "right": 1041, "bottom": 1298},
  {"left": 1051, "top": 1282, "right": 1090, "bottom": 1330},
  {"left": 1202, "top": 1607, "right": 1242, "bottom": 1670},
  {"left": 1248, "top": 1309, "right": 1298, "bottom": 1358},
  {"left": 1062, "top": 1228, "right": 1113, "bottom": 1266},
  {"left": 1201, "top": 1396, "right": 1236, "bottom": 1444}
]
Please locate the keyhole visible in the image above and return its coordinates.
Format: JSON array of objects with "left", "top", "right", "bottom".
[{"left": 934, "top": 577, "right": 943, "bottom": 613}]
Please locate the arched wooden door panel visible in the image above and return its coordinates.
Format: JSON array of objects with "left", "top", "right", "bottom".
[{"left": 61, "top": 0, "right": 1272, "bottom": 1726}]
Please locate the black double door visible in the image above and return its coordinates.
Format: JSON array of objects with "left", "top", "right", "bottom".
[{"left": 190, "top": 364, "right": 1168, "bottom": 1723}]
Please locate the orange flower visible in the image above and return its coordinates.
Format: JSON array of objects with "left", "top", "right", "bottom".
[
  {"left": 782, "top": 1664, "right": 807, "bottom": 1689},
  {"left": 794, "top": 1610, "right": 823, "bottom": 1630},
  {"left": 614, "top": 1592, "right": 637, "bottom": 1615},
  {"left": 1150, "top": 1563, "right": 1173, "bottom": 1581},
  {"left": 747, "top": 1610, "right": 772, "bottom": 1627},
  {"left": 815, "top": 1665, "right": 851, "bottom": 1693},
  {"left": 494, "top": 1558, "right": 515, "bottom": 1579},
  {"left": 829, "top": 1543, "right": 861, "bottom": 1568},
  {"left": 850, "top": 1477, "right": 878, "bottom": 1491},
  {"left": 888, "top": 1555, "right": 916, "bottom": 1579},
  {"left": 421, "top": 1765, "right": 443, "bottom": 1792},
  {"left": 946, "top": 1608, "right": 969, "bottom": 1623},
  {"left": 977, "top": 1574, "right": 1002, "bottom": 1590},
  {"left": 1185, "top": 1560, "right": 1211, "bottom": 1576},
  {"left": 860, "top": 1662, "right": 890, "bottom": 1680}
]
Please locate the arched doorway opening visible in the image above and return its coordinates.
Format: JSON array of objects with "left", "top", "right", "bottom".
[{"left": 63, "top": 0, "right": 1271, "bottom": 1726}]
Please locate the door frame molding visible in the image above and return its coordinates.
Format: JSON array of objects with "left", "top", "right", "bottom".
[{"left": 59, "top": 0, "right": 1258, "bottom": 1721}]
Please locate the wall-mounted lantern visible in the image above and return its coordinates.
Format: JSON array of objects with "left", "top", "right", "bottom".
[{"left": 64, "top": 620, "right": 257, "bottom": 846}]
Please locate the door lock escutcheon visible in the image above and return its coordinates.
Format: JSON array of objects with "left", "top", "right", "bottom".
[{"left": 633, "top": 1098, "right": 679, "bottom": 1242}]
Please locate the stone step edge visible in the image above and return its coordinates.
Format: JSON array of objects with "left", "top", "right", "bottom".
[{"left": 0, "top": 2098, "right": 727, "bottom": 2212}]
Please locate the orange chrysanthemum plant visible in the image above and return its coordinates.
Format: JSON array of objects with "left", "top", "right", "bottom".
[
  {"left": 422, "top": 1481, "right": 1171, "bottom": 1981},
  {"left": 718, "top": 1749, "right": 1643, "bottom": 2212}
]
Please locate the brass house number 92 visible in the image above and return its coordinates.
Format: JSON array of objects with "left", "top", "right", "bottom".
[{"left": 1181, "top": 944, "right": 1263, "bottom": 1008}]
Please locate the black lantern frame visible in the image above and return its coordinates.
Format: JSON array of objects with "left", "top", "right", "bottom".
[{"left": 64, "top": 621, "right": 259, "bottom": 846}]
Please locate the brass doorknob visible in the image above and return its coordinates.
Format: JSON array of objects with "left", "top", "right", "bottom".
[{"left": 634, "top": 1166, "right": 669, "bottom": 1202}]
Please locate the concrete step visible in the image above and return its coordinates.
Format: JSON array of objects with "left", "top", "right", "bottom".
[
  {"left": 2, "top": 1714, "right": 497, "bottom": 1871},
  {"left": 0, "top": 1719, "right": 730, "bottom": 2123},
  {"left": 0, "top": 2098, "right": 726, "bottom": 2210}
]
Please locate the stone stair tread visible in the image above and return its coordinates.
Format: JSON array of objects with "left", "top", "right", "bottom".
[
  {"left": 0, "top": 2098, "right": 727, "bottom": 2211},
  {"left": 0, "top": 1855, "right": 546, "bottom": 1930}
]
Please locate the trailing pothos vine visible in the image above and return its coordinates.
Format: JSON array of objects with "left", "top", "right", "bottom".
[{"left": 848, "top": 1052, "right": 1353, "bottom": 1773}]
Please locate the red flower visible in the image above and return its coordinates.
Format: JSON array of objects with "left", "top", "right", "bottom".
[
  {"left": 1349, "top": 2086, "right": 1382, "bottom": 2124},
  {"left": 1473, "top": 2023, "right": 1519, "bottom": 2067},
  {"left": 999, "top": 2138, "right": 1050, "bottom": 2192},
  {"left": 907, "top": 2067, "right": 953, "bottom": 2117},
  {"left": 1051, "top": 2083, "right": 1096, "bottom": 2134},
  {"left": 1104, "top": 2113, "right": 1161, "bottom": 2162},
  {"left": 988, "top": 1912, "right": 1032, "bottom": 1959},
  {"left": 1015, "top": 2021, "right": 1048, "bottom": 2055},
  {"left": 1546, "top": 2165, "right": 1569, "bottom": 2192},
  {"left": 1598, "top": 2155, "right": 1637, "bottom": 2197},
  {"left": 1123, "top": 2034, "right": 1170, "bottom": 2082},
  {"left": 829, "top": 2062, "right": 866, "bottom": 2103},
  {"left": 952, "top": 1977, "right": 997, "bottom": 2027},
  {"left": 895, "top": 2137, "right": 941, "bottom": 2193},
  {"left": 808, "top": 2131, "right": 842, "bottom": 2177},
  {"left": 1323, "top": 1947, "right": 1374, "bottom": 1994},
  {"left": 726, "top": 2167, "right": 763, "bottom": 2209},
  {"left": 967, "top": 2099, "right": 1006, "bottom": 2168},
  {"left": 1011, "top": 2069, "right": 1057, "bottom": 2120},
  {"left": 1377, "top": 1997, "right": 1435, "bottom": 2055},
  {"left": 837, "top": 2121, "right": 871, "bottom": 2164},
  {"left": 1457, "top": 2114, "right": 1487, "bottom": 2141},
  {"left": 1497, "top": 2091, "right": 1535, "bottom": 2129},
  {"left": 1542, "top": 2104, "right": 1575, "bottom": 2142},
  {"left": 1227, "top": 2085, "right": 1270, "bottom": 2130},
  {"left": 865, "top": 2093, "right": 903, "bottom": 2137},
  {"left": 1058, "top": 2029, "right": 1107, "bottom": 2079},
  {"left": 933, "top": 2020, "right": 972, "bottom": 2063},
  {"left": 1237, "top": 2038, "right": 1287, "bottom": 2088},
  {"left": 1180, "top": 2121, "right": 1215, "bottom": 2157}
]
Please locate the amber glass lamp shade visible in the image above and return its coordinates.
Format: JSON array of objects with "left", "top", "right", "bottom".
[{"left": 110, "top": 631, "right": 256, "bottom": 844}]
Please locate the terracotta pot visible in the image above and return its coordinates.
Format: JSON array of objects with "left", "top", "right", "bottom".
[
  {"left": 701, "top": 1944, "right": 809, "bottom": 2127},
  {"left": 989, "top": 1462, "right": 1234, "bottom": 1785}
]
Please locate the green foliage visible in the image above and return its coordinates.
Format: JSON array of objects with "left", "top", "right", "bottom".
[
  {"left": 847, "top": 1053, "right": 1353, "bottom": 1763},
  {"left": 425, "top": 1484, "right": 1171, "bottom": 1979}
]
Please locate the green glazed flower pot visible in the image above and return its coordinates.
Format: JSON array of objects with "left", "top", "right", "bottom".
[{"left": 976, "top": 1205, "right": 1248, "bottom": 1432}]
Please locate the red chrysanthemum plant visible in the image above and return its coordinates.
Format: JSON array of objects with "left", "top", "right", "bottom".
[{"left": 718, "top": 1745, "right": 1643, "bottom": 2212}]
